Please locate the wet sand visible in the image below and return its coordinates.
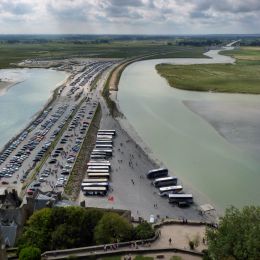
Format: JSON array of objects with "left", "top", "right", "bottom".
[
  {"left": 0, "top": 80, "right": 17, "bottom": 96},
  {"left": 185, "top": 100, "right": 260, "bottom": 161}
]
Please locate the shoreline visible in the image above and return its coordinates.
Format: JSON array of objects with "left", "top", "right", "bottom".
[
  {"left": 106, "top": 47, "right": 239, "bottom": 218},
  {"left": 111, "top": 95, "right": 221, "bottom": 218},
  {"left": 0, "top": 70, "right": 71, "bottom": 153},
  {"left": 0, "top": 80, "right": 21, "bottom": 96}
]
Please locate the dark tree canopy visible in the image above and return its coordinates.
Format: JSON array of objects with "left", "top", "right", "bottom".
[
  {"left": 18, "top": 207, "right": 104, "bottom": 252},
  {"left": 134, "top": 221, "right": 155, "bottom": 240},
  {"left": 18, "top": 207, "right": 143, "bottom": 253},
  {"left": 206, "top": 206, "right": 260, "bottom": 260},
  {"left": 94, "top": 212, "right": 134, "bottom": 244}
]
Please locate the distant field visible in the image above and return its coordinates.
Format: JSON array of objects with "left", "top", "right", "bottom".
[
  {"left": 220, "top": 47, "right": 260, "bottom": 61},
  {"left": 0, "top": 41, "right": 205, "bottom": 69},
  {"left": 156, "top": 47, "right": 260, "bottom": 94}
]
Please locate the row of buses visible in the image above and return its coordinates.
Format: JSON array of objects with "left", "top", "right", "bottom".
[
  {"left": 82, "top": 130, "right": 116, "bottom": 196},
  {"left": 147, "top": 168, "right": 193, "bottom": 207}
]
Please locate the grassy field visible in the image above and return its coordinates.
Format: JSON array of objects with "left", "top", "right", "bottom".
[
  {"left": 0, "top": 41, "right": 205, "bottom": 68},
  {"left": 156, "top": 47, "right": 260, "bottom": 94},
  {"left": 220, "top": 47, "right": 260, "bottom": 61}
]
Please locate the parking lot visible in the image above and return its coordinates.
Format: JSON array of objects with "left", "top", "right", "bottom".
[
  {"left": 76, "top": 75, "right": 213, "bottom": 223},
  {"left": 0, "top": 59, "right": 116, "bottom": 195}
]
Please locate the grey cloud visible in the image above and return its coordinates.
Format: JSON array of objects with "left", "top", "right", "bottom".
[
  {"left": 46, "top": 2, "right": 89, "bottom": 21},
  {"left": 192, "top": 0, "right": 260, "bottom": 14},
  {"left": 0, "top": 0, "right": 34, "bottom": 15},
  {"left": 107, "top": 0, "right": 145, "bottom": 7}
]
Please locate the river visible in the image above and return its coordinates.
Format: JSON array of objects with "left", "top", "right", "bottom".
[
  {"left": 0, "top": 68, "right": 67, "bottom": 149},
  {"left": 118, "top": 49, "right": 260, "bottom": 210}
]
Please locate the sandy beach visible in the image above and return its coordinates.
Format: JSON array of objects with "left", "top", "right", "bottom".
[
  {"left": 0, "top": 80, "right": 17, "bottom": 96},
  {"left": 184, "top": 99, "right": 260, "bottom": 161}
]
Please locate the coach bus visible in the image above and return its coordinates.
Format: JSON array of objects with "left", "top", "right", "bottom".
[
  {"left": 82, "top": 178, "right": 108, "bottom": 183},
  {"left": 81, "top": 182, "right": 109, "bottom": 189},
  {"left": 87, "top": 172, "right": 110, "bottom": 179},
  {"left": 153, "top": 176, "right": 178, "bottom": 188},
  {"left": 87, "top": 165, "right": 110, "bottom": 170},
  {"left": 159, "top": 185, "right": 183, "bottom": 197},
  {"left": 146, "top": 168, "right": 168, "bottom": 179},
  {"left": 98, "top": 129, "right": 116, "bottom": 136},
  {"left": 168, "top": 193, "right": 193, "bottom": 204},
  {"left": 83, "top": 186, "right": 107, "bottom": 196}
]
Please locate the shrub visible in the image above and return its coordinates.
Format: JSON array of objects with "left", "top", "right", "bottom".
[
  {"left": 19, "top": 246, "right": 41, "bottom": 260},
  {"left": 134, "top": 221, "right": 155, "bottom": 240},
  {"left": 189, "top": 240, "right": 194, "bottom": 250},
  {"left": 94, "top": 212, "right": 133, "bottom": 244}
]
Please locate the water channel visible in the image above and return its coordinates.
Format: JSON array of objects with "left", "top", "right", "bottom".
[
  {"left": 0, "top": 68, "right": 67, "bottom": 149},
  {"left": 118, "top": 49, "right": 260, "bottom": 210}
]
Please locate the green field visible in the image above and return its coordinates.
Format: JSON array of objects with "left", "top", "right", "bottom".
[
  {"left": 156, "top": 47, "right": 260, "bottom": 94},
  {"left": 0, "top": 41, "right": 205, "bottom": 69}
]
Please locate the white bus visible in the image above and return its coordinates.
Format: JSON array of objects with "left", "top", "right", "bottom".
[
  {"left": 87, "top": 172, "right": 110, "bottom": 179},
  {"left": 98, "top": 130, "right": 116, "bottom": 136},
  {"left": 168, "top": 193, "right": 193, "bottom": 204},
  {"left": 82, "top": 186, "right": 107, "bottom": 196},
  {"left": 97, "top": 135, "right": 113, "bottom": 139},
  {"left": 87, "top": 169, "right": 110, "bottom": 173},
  {"left": 90, "top": 154, "right": 107, "bottom": 159},
  {"left": 96, "top": 140, "right": 113, "bottom": 145},
  {"left": 146, "top": 168, "right": 168, "bottom": 179},
  {"left": 159, "top": 185, "right": 183, "bottom": 197},
  {"left": 83, "top": 178, "right": 108, "bottom": 183},
  {"left": 81, "top": 182, "right": 109, "bottom": 189},
  {"left": 87, "top": 165, "right": 110, "bottom": 170},
  {"left": 93, "top": 149, "right": 112, "bottom": 154},
  {"left": 95, "top": 144, "right": 113, "bottom": 149},
  {"left": 89, "top": 160, "right": 110, "bottom": 163},
  {"left": 153, "top": 176, "right": 178, "bottom": 188},
  {"left": 87, "top": 162, "right": 111, "bottom": 167}
]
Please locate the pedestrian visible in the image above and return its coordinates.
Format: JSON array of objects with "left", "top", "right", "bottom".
[{"left": 169, "top": 238, "right": 172, "bottom": 245}]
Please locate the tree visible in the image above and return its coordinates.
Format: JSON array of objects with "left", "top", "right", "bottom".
[
  {"left": 134, "top": 221, "right": 155, "bottom": 240},
  {"left": 18, "top": 207, "right": 104, "bottom": 252},
  {"left": 18, "top": 208, "right": 52, "bottom": 251},
  {"left": 94, "top": 212, "right": 133, "bottom": 244},
  {"left": 206, "top": 206, "right": 260, "bottom": 260},
  {"left": 19, "top": 246, "right": 41, "bottom": 260}
]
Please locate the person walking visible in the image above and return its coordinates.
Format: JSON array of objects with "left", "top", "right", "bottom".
[{"left": 169, "top": 238, "right": 172, "bottom": 245}]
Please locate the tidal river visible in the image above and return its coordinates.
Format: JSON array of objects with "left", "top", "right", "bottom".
[
  {"left": 0, "top": 68, "right": 67, "bottom": 149},
  {"left": 118, "top": 48, "right": 260, "bottom": 210}
]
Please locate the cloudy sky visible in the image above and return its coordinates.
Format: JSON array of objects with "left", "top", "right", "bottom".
[{"left": 0, "top": 0, "right": 259, "bottom": 34}]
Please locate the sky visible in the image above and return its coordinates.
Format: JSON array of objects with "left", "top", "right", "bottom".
[{"left": 0, "top": 0, "right": 260, "bottom": 34}]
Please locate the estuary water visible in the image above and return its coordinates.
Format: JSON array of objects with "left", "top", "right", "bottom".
[
  {"left": 118, "top": 49, "right": 260, "bottom": 210},
  {"left": 0, "top": 68, "right": 67, "bottom": 149}
]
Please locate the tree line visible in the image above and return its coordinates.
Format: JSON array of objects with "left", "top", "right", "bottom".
[{"left": 18, "top": 207, "right": 155, "bottom": 255}]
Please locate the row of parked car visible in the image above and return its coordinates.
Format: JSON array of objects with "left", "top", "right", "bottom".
[
  {"left": 67, "top": 61, "right": 116, "bottom": 97},
  {"left": 0, "top": 107, "right": 54, "bottom": 167},
  {"left": 0, "top": 105, "right": 70, "bottom": 182}
]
